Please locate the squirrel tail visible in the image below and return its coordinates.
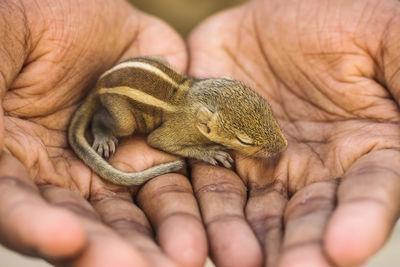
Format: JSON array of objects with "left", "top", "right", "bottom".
[{"left": 68, "top": 95, "right": 185, "bottom": 186}]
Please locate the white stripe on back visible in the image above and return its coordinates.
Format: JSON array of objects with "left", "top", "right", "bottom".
[
  {"left": 98, "top": 86, "right": 176, "bottom": 112},
  {"left": 99, "top": 61, "right": 178, "bottom": 87}
]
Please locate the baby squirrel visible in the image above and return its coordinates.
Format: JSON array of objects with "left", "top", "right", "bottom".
[{"left": 68, "top": 56, "right": 287, "bottom": 186}]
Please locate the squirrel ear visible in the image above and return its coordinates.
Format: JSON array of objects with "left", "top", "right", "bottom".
[{"left": 196, "top": 107, "right": 214, "bottom": 135}]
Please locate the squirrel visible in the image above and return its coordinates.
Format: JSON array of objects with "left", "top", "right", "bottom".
[{"left": 68, "top": 56, "right": 287, "bottom": 186}]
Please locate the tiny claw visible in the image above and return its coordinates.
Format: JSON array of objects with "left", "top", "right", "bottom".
[
  {"left": 92, "top": 133, "right": 118, "bottom": 159},
  {"left": 103, "top": 147, "right": 110, "bottom": 158},
  {"left": 214, "top": 152, "right": 233, "bottom": 168},
  {"left": 97, "top": 146, "right": 104, "bottom": 157},
  {"left": 220, "top": 159, "right": 232, "bottom": 169},
  {"left": 108, "top": 139, "right": 116, "bottom": 155},
  {"left": 113, "top": 137, "right": 119, "bottom": 146},
  {"left": 92, "top": 142, "right": 99, "bottom": 151},
  {"left": 205, "top": 157, "right": 218, "bottom": 166}
]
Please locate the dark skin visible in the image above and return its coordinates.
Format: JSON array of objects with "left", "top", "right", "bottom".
[
  {"left": 0, "top": 1, "right": 206, "bottom": 267},
  {"left": 1, "top": 0, "right": 400, "bottom": 267},
  {"left": 188, "top": 0, "right": 400, "bottom": 266}
]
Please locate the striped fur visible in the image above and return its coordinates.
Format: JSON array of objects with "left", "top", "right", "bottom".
[{"left": 68, "top": 56, "right": 187, "bottom": 186}]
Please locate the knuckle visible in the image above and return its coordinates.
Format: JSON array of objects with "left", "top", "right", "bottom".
[
  {"left": 147, "top": 182, "right": 193, "bottom": 198},
  {"left": 247, "top": 214, "right": 282, "bottom": 242},
  {"left": 107, "top": 217, "right": 153, "bottom": 236},
  {"left": 205, "top": 213, "right": 244, "bottom": 226},
  {"left": 285, "top": 195, "right": 334, "bottom": 221},
  {"left": 54, "top": 200, "right": 100, "bottom": 221},
  {"left": 195, "top": 181, "right": 246, "bottom": 198},
  {"left": 249, "top": 179, "right": 288, "bottom": 199},
  {"left": 162, "top": 211, "right": 202, "bottom": 224},
  {"left": 0, "top": 176, "right": 37, "bottom": 193},
  {"left": 282, "top": 239, "right": 322, "bottom": 252}
]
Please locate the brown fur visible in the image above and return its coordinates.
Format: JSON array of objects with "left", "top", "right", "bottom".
[{"left": 68, "top": 56, "right": 287, "bottom": 186}]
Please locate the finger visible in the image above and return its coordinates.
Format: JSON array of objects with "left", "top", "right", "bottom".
[
  {"left": 0, "top": 152, "right": 87, "bottom": 259},
  {"left": 89, "top": 181, "right": 177, "bottom": 267},
  {"left": 277, "top": 180, "right": 338, "bottom": 267},
  {"left": 119, "top": 10, "right": 187, "bottom": 72},
  {"left": 188, "top": 6, "right": 246, "bottom": 78},
  {"left": 245, "top": 179, "right": 287, "bottom": 267},
  {"left": 103, "top": 136, "right": 206, "bottom": 267},
  {"left": 325, "top": 149, "right": 400, "bottom": 267},
  {"left": 40, "top": 184, "right": 149, "bottom": 267},
  {"left": 137, "top": 172, "right": 207, "bottom": 267},
  {"left": 192, "top": 162, "right": 262, "bottom": 267},
  {"left": 235, "top": 154, "right": 288, "bottom": 267}
]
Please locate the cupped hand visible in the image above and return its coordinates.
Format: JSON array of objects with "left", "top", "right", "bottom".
[
  {"left": 0, "top": 1, "right": 207, "bottom": 266},
  {"left": 188, "top": 0, "right": 400, "bottom": 266}
]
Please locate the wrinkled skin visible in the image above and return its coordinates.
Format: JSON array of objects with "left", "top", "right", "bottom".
[
  {"left": 1, "top": 0, "right": 400, "bottom": 267},
  {"left": 188, "top": 0, "right": 400, "bottom": 266},
  {"left": 0, "top": 1, "right": 207, "bottom": 267}
]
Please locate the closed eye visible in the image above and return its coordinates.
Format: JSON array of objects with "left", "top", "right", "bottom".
[{"left": 236, "top": 136, "right": 254, "bottom": 146}]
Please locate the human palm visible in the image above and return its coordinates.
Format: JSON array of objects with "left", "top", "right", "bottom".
[
  {"left": 189, "top": 0, "right": 400, "bottom": 266},
  {"left": 2, "top": 0, "right": 400, "bottom": 266},
  {"left": 0, "top": 1, "right": 209, "bottom": 266}
]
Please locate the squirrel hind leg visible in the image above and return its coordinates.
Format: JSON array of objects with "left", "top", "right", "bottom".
[
  {"left": 92, "top": 133, "right": 118, "bottom": 158},
  {"left": 91, "top": 107, "right": 119, "bottom": 159}
]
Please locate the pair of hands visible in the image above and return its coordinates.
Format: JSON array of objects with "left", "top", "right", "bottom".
[{"left": 1, "top": 0, "right": 400, "bottom": 266}]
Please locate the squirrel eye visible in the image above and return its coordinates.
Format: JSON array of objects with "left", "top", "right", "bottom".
[{"left": 236, "top": 136, "right": 254, "bottom": 146}]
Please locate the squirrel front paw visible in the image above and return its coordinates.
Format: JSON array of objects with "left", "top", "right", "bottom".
[
  {"left": 200, "top": 150, "right": 234, "bottom": 168},
  {"left": 92, "top": 134, "right": 119, "bottom": 158}
]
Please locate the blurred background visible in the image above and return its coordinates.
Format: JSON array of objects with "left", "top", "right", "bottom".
[
  {"left": 1, "top": 0, "right": 399, "bottom": 266},
  {"left": 129, "top": 0, "right": 247, "bottom": 37}
]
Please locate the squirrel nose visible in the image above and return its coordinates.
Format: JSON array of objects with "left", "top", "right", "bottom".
[
  {"left": 268, "top": 132, "right": 288, "bottom": 155},
  {"left": 255, "top": 135, "right": 288, "bottom": 158}
]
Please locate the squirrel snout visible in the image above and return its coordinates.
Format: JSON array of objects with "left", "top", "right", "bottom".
[
  {"left": 273, "top": 132, "right": 288, "bottom": 154},
  {"left": 256, "top": 132, "right": 288, "bottom": 158}
]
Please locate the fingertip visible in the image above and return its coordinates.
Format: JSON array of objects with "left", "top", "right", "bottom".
[
  {"left": 208, "top": 220, "right": 262, "bottom": 267},
  {"left": 74, "top": 235, "right": 149, "bottom": 267},
  {"left": 3, "top": 199, "right": 87, "bottom": 259},
  {"left": 122, "top": 10, "right": 187, "bottom": 73},
  {"left": 278, "top": 246, "right": 331, "bottom": 267},
  {"left": 324, "top": 203, "right": 390, "bottom": 266},
  {"left": 28, "top": 207, "right": 87, "bottom": 257},
  {"left": 158, "top": 215, "right": 208, "bottom": 267}
]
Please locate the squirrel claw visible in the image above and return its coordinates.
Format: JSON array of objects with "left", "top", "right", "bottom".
[
  {"left": 201, "top": 150, "right": 233, "bottom": 169},
  {"left": 92, "top": 135, "right": 118, "bottom": 159},
  {"left": 215, "top": 153, "right": 233, "bottom": 168}
]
